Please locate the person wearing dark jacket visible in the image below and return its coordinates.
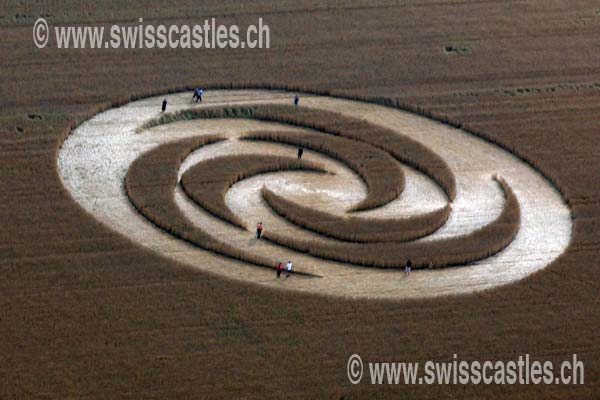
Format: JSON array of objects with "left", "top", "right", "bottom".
[{"left": 404, "top": 259, "right": 412, "bottom": 276}]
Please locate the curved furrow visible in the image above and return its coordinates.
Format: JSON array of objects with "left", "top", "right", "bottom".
[
  {"left": 241, "top": 130, "right": 404, "bottom": 211},
  {"left": 180, "top": 154, "right": 327, "bottom": 228},
  {"left": 145, "top": 104, "right": 456, "bottom": 202},
  {"left": 262, "top": 177, "right": 520, "bottom": 269},
  {"left": 261, "top": 186, "right": 451, "bottom": 243},
  {"left": 125, "top": 136, "right": 320, "bottom": 277}
]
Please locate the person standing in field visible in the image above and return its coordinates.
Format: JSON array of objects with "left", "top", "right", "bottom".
[
  {"left": 297, "top": 146, "right": 304, "bottom": 159},
  {"left": 294, "top": 95, "right": 299, "bottom": 106},
  {"left": 256, "top": 222, "right": 264, "bottom": 239},
  {"left": 192, "top": 88, "right": 203, "bottom": 103},
  {"left": 286, "top": 260, "right": 293, "bottom": 277},
  {"left": 161, "top": 98, "right": 167, "bottom": 112},
  {"left": 404, "top": 259, "right": 412, "bottom": 276},
  {"left": 277, "top": 262, "right": 283, "bottom": 278}
]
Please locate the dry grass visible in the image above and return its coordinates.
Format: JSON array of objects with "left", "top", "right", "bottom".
[
  {"left": 263, "top": 177, "right": 520, "bottom": 268},
  {"left": 180, "top": 154, "right": 326, "bottom": 227},
  {"left": 262, "top": 186, "right": 451, "bottom": 243}
]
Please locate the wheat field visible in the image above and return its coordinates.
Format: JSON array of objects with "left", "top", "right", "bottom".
[{"left": 1, "top": 1, "right": 599, "bottom": 398}]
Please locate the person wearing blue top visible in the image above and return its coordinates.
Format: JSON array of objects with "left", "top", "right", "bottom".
[{"left": 192, "top": 88, "right": 203, "bottom": 103}]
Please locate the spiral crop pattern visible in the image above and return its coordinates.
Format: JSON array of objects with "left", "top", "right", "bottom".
[{"left": 58, "top": 89, "right": 572, "bottom": 299}]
